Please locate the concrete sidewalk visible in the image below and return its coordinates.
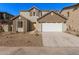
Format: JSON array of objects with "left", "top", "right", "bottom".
[{"left": 0, "top": 47, "right": 79, "bottom": 55}]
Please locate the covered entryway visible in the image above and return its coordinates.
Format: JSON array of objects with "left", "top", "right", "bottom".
[
  {"left": 42, "top": 23, "right": 63, "bottom": 32},
  {"left": 17, "top": 21, "right": 24, "bottom": 32},
  {"left": 12, "top": 15, "right": 32, "bottom": 33}
]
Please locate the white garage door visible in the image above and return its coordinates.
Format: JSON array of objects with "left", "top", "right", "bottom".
[{"left": 42, "top": 23, "right": 63, "bottom": 32}]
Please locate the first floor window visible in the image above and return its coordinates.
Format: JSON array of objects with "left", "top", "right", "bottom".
[{"left": 18, "top": 21, "right": 23, "bottom": 28}]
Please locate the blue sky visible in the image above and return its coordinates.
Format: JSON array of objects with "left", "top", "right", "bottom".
[{"left": 0, "top": 3, "right": 75, "bottom": 16}]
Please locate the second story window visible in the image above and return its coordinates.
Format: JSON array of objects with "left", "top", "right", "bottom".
[{"left": 30, "top": 12, "right": 36, "bottom": 16}]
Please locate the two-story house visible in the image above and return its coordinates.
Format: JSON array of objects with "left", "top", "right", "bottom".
[{"left": 11, "top": 6, "right": 67, "bottom": 33}]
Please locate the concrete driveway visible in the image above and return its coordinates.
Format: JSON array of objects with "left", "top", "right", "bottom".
[{"left": 42, "top": 32, "right": 79, "bottom": 47}]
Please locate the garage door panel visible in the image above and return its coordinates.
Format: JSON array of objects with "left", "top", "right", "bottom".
[{"left": 42, "top": 23, "right": 63, "bottom": 32}]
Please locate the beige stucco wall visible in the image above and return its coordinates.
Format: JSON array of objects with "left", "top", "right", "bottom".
[
  {"left": 62, "top": 23, "right": 67, "bottom": 32},
  {"left": 20, "top": 9, "right": 49, "bottom": 22},
  {"left": 20, "top": 8, "right": 42, "bottom": 22},
  {"left": 67, "top": 10, "right": 79, "bottom": 32},
  {"left": 36, "top": 21, "right": 42, "bottom": 32},
  {"left": 20, "top": 11, "right": 38, "bottom": 22}
]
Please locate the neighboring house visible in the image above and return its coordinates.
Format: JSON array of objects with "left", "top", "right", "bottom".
[
  {"left": 60, "top": 4, "right": 79, "bottom": 35},
  {"left": 11, "top": 6, "right": 67, "bottom": 33},
  {"left": 67, "top": 10, "right": 79, "bottom": 32},
  {"left": 0, "top": 12, "right": 14, "bottom": 32},
  {"left": 37, "top": 11, "right": 67, "bottom": 32},
  {"left": 60, "top": 3, "right": 79, "bottom": 18}
]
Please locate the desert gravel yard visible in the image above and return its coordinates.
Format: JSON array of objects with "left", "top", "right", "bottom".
[{"left": 0, "top": 32, "right": 43, "bottom": 47}]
